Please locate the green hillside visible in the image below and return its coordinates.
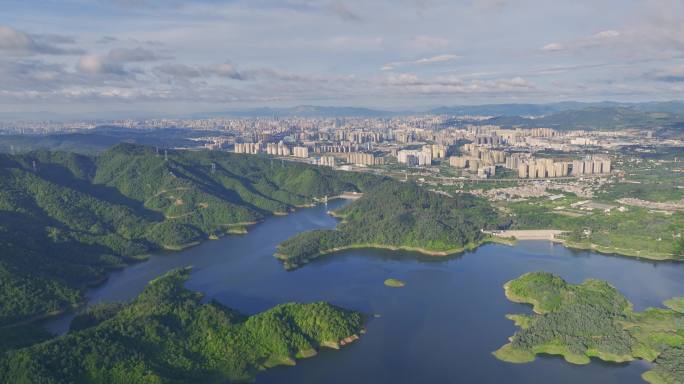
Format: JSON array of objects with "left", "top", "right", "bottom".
[
  {"left": 0, "top": 143, "right": 378, "bottom": 327},
  {"left": 0, "top": 268, "right": 365, "bottom": 383},
  {"left": 275, "top": 180, "right": 505, "bottom": 269}
]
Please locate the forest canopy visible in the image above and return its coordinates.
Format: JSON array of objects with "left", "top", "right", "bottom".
[
  {"left": 275, "top": 180, "right": 505, "bottom": 269},
  {"left": 0, "top": 268, "right": 365, "bottom": 383},
  {"left": 494, "top": 272, "right": 684, "bottom": 384},
  {"left": 0, "top": 143, "right": 378, "bottom": 327}
]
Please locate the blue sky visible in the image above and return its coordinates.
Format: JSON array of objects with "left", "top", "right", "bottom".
[{"left": 1, "top": 0, "right": 683, "bottom": 116}]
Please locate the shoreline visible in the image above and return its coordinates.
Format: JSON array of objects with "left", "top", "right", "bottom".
[
  {"left": 276, "top": 230, "right": 681, "bottom": 272},
  {"left": 275, "top": 237, "right": 514, "bottom": 269},
  {"left": 24, "top": 195, "right": 353, "bottom": 332},
  {"left": 261, "top": 331, "right": 363, "bottom": 371},
  {"left": 496, "top": 279, "right": 636, "bottom": 366},
  {"left": 558, "top": 239, "right": 678, "bottom": 262},
  {"left": 493, "top": 228, "right": 681, "bottom": 262}
]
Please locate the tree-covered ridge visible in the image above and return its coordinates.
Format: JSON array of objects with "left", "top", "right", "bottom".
[
  {"left": 494, "top": 272, "right": 684, "bottom": 384},
  {"left": 0, "top": 143, "right": 378, "bottom": 327},
  {"left": 0, "top": 268, "right": 365, "bottom": 384},
  {"left": 275, "top": 180, "right": 504, "bottom": 269}
]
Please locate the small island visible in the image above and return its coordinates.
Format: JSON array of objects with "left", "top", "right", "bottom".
[
  {"left": 494, "top": 272, "right": 684, "bottom": 384},
  {"left": 384, "top": 278, "right": 406, "bottom": 288},
  {"left": 275, "top": 180, "right": 504, "bottom": 269},
  {"left": 0, "top": 268, "right": 365, "bottom": 383}
]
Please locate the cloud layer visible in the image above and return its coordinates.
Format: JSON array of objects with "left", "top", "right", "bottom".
[{"left": 1, "top": 0, "right": 683, "bottom": 115}]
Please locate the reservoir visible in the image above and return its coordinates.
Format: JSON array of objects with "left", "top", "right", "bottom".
[{"left": 43, "top": 200, "right": 684, "bottom": 383}]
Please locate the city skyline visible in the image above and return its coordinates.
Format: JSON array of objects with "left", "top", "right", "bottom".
[{"left": 2, "top": 0, "right": 684, "bottom": 117}]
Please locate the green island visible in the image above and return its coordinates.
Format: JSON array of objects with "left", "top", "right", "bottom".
[
  {"left": 493, "top": 272, "right": 684, "bottom": 384},
  {"left": 275, "top": 180, "right": 505, "bottom": 269},
  {"left": 0, "top": 143, "right": 378, "bottom": 330},
  {"left": 384, "top": 278, "right": 406, "bottom": 288},
  {"left": 0, "top": 268, "right": 365, "bottom": 383}
]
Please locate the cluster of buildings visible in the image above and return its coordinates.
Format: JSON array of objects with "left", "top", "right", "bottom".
[
  {"left": 234, "top": 142, "right": 262, "bottom": 154},
  {"left": 265, "top": 142, "right": 292, "bottom": 156},
  {"left": 397, "top": 148, "right": 433, "bottom": 166},
  {"left": 515, "top": 159, "right": 571, "bottom": 179},
  {"left": 292, "top": 146, "right": 309, "bottom": 158},
  {"left": 7, "top": 113, "right": 657, "bottom": 183},
  {"left": 230, "top": 122, "right": 615, "bottom": 179},
  {"left": 346, "top": 152, "right": 384, "bottom": 166},
  {"left": 571, "top": 157, "right": 612, "bottom": 176},
  {"left": 449, "top": 145, "right": 506, "bottom": 178},
  {"left": 316, "top": 156, "right": 336, "bottom": 167},
  {"left": 446, "top": 140, "right": 612, "bottom": 179},
  {"left": 511, "top": 156, "right": 611, "bottom": 179},
  {"left": 234, "top": 141, "right": 309, "bottom": 158}
]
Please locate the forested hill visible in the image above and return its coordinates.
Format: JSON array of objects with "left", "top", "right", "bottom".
[
  {"left": 494, "top": 272, "right": 684, "bottom": 383},
  {"left": 0, "top": 268, "right": 365, "bottom": 383},
  {"left": 0, "top": 143, "right": 378, "bottom": 328},
  {"left": 275, "top": 180, "right": 506, "bottom": 269}
]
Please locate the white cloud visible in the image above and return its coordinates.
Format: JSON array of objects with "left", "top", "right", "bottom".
[
  {"left": 380, "top": 72, "right": 535, "bottom": 95},
  {"left": 77, "top": 54, "right": 125, "bottom": 75},
  {"left": 594, "top": 30, "right": 620, "bottom": 39},
  {"left": 415, "top": 54, "right": 457, "bottom": 64},
  {"left": 4, "top": 1, "right": 684, "bottom": 110},
  {"left": 77, "top": 47, "right": 161, "bottom": 75},
  {"left": 382, "top": 54, "right": 458, "bottom": 71},
  {"left": 541, "top": 42, "right": 565, "bottom": 52},
  {"left": 541, "top": 30, "right": 622, "bottom": 53},
  {"left": 0, "top": 25, "right": 82, "bottom": 56},
  {"left": 207, "top": 62, "right": 244, "bottom": 79}
]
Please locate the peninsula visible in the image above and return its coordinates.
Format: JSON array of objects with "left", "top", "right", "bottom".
[
  {"left": 275, "top": 180, "right": 505, "bottom": 269},
  {"left": 494, "top": 272, "right": 684, "bottom": 384},
  {"left": 0, "top": 268, "right": 365, "bottom": 383}
]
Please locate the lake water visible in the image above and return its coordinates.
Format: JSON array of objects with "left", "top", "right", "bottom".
[{"left": 43, "top": 199, "right": 684, "bottom": 384}]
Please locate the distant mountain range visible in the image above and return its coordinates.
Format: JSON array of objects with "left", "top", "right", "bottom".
[
  {"left": 3, "top": 101, "right": 684, "bottom": 121},
  {"left": 214, "top": 105, "right": 396, "bottom": 118},
  {"left": 214, "top": 101, "right": 684, "bottom": 119},
  {"left": 475, "top": 106, "right": 684, "bottom": 132},
  {"left": 426, "top": 101, "right": 684, "bottom": 117},
  {"left": 211, "top": 103, "right": 684, "bottom": 135}
]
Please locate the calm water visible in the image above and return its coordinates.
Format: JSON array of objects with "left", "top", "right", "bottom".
[{"left": 44, "top": 199, "right": 684, "bottom": 384}]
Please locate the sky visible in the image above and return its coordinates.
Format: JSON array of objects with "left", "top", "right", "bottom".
[{"left": 1, "top": 0, "right": 684, "bottom": 117}]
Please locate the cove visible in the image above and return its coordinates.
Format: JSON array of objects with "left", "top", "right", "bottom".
[{"left": 42, "top": 200, "right": 684, "bottom": 383}]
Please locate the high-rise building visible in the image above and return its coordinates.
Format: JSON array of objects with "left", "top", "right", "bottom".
[
  {"left": 515, "top": 159, "right": 570, "bottom": 179},
  {"left": 398, "top": 149, "right": 431, "bottom": 166},
  {"left": 346, "top": 152, "right": 383, "bottom": 166},
  {"left": 293, "top": 146, "right": 309, "bottom": 158},
  {"left": 234, "top": 142, "right": 261, "bottom": 154},
  {"left": 317, "top": 156, "right": 336, "bottom": 167},
  {"left": 571, "top": 156, "right": 611, "bottom": 176}
]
